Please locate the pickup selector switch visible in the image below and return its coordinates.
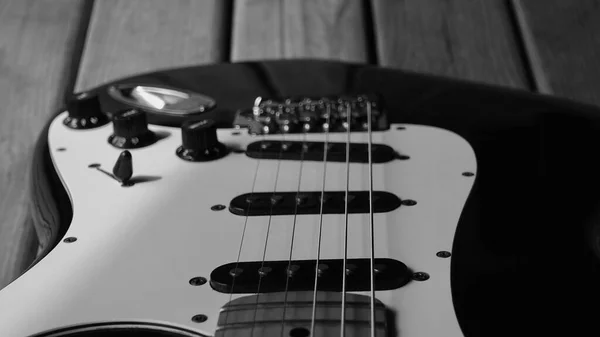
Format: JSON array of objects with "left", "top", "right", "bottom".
[
  {"left": 108, "top": 109, "right": 156, "bottom": 149},
  {"left": 176, "top": 119, "right": 228, "bottom": 162},
  {"left": 63, "top": 92, "right": 108, "bottom": 129}
]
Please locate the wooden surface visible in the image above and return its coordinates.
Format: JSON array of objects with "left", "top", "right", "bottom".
[
  {"left": 2, "top": 0, "right": 600, "bottom": 289},
  {"left": 76, "top": 0, "right": 229, "bottom": 91},
  {"left": 0, "top": 0, "right": 88, "bottom": 289},
  {"left": 372, "top": 0, "right": 529, "bottom": 89},
  {"left": 512, "top": 0, "right": 600, "bottom": 105},
  {"left": 231, "top": 0, "right": 369, "bottom": 62}
]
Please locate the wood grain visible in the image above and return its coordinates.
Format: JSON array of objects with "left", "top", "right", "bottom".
[
  {"left": 75, "top": 0, "right": 229, "bottom": 91},
  {"left": 371, "top": 0, "right": 529, "bottom": 89},
  {"left": 0, "top": 0, "right": 87, "bottom": 289},
  {"left": 512, "top": 0, "right": 600, "bottom": 105},
  {"left": 231, "top": 0, "right": 369, "bottom": 62}
]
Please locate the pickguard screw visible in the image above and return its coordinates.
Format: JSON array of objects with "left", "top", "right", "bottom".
[
  {"left": 191, "top": 314, "right": 207, "bottom": 323},
  {"left": 462, "top": 172, "right": 475, "bottom": 177},
  {"left": 56, "top": 147, "right": 66, "bottom": 152},
  {"left": 396, "top": 126, "right": 406, "bottom": 130},
  {"left": 229, "top": 268, "right": 243, "bottom": 277},
  {"left": 412, "top": 272, "right": 430, "bottom": 281},
  {"left": 436, "top": 251, "right": 451, "bottom": 258},
  {"left": 63, "top": 237, "right": 77, "bottom": 243},
  {"left": 211, "top": 204, "right": 226, "bottom": 211},
  {"left": 401, "top": 199, "right": 417, "bottom": 206},
  {"left": 88, "top": 163, "right": 101, "bottom": 168},
  {"left": 189, "top": 277, "right": 207, "bottom": 286}
]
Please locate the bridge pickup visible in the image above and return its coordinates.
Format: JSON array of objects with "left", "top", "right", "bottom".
[
  {"left": 229, "top": 191, "right": 402, "bottom": 216},
  {"left": 210, "top": 258, "right": 410, "bottom": 294},
  {"left": 245, "top": 141, "right": 397, "bottom": 163}
]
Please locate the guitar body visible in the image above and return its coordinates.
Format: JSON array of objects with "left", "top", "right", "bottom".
[{"left": 1, "top": 60, "right": 600, "bottom": 336}]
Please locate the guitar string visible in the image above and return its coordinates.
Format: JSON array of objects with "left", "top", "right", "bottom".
[
  {"left": 249, "top": 128, "right": 286, "bottom": 336},
  {"left": 340, "top": 103, "right": 352, "bottom": 337},
  {"left": 309, "top": 104, "right": 333, "bottom": 336},
  {"left": 221, "top": 133, "right": 265, "bottom": 334},
  {"left": 366, "top": 101, "right": 376, "bottom": 337},
  {"left": 279, "top": 130, "right": 308, "bottom": 337},
  {"left": 221, "top": 98, "right": 267, "bottom": 334}
]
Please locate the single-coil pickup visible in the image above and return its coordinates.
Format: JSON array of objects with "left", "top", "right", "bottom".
[
  {"left": 210, "top": 258, "right": 411, "bottom": 294},
  {"left": 229, "top": 191, "right": 403, "bottom": 216},
  {"left": 245, "top": 141, "right": 398, "bottom": 163}
]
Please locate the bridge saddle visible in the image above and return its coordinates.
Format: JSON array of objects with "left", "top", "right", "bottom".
[{"left": 233, "top": 94, "right": 389, "bottom": 134}]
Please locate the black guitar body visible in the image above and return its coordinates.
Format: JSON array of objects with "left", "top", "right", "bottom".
[{"left": 28, "top": 60, "right": 600, "bottom": 336}]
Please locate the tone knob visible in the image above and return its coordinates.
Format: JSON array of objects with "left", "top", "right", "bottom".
[
  {"left": 176, "top": 119, "right": 229, "bottom": 162},
  {"left": 108, "top": 109, "right": 156, "bottom": 149},
  {"left": 63, "top": 92, "right": 108, "bottom": 129}
]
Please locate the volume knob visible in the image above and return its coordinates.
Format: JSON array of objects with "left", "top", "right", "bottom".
[
  {"left": 176, "top": 119, "right": 229, "bottom": 162},
  {"left": 63, "top": 92, "right": 108, "bottom": 129},
  {"left": 108, "top": 109, "right": 156, "bottom": 149}
]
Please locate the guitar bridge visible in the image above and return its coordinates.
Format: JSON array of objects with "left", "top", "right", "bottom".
[{"left": 233, "top": 94, "right": 389, "bottom": 134}]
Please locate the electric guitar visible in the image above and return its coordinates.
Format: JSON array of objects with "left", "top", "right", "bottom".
[{"left": 1, "top": 60, "right": 599, "bottom": 337}]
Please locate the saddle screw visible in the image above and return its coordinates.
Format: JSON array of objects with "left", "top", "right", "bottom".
[
  {"left": 189, "top": 277, "right": 207, "bottom": 286},
  {"left": 401, "top": 199, "right": 417, "bottom": 206},
  {"left": 412, "top": 272, "right": 430, "bottom": 281},
  {"left": 397, "top": 154, "right": 410, "bottom": 160},
  {"left": 229, "top": 268, "right": 243, "bottom": 277},
  {"left": 231, "top": 131, "right": 241, "bottom": 136},
  {"left": 396, "top": 126, "right": 406, "bottom": 130},
  {"left": 211, "top": 204, "right": 226, "bottom": 211},
  {"left": 462, "top": 172, "right": 475, "bottom": 177},
  {"left": 436, "top": 251, "right": 452, "bottom": 258},
  {"left": 63, "top": 237, "right": 77, "bottom": 243},
  {"left": 191, "top": 314, "right": 207, "bottom": 323}
]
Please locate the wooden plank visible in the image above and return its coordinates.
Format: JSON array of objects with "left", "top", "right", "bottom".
[
  {"left": 0, "top": 0, "right": 87, "bottom": 289},
  {"left": 231, "top": 0, "right": 369, "bottom": 62},
  {"left": 512, "top": 0, "right": 600, "bottom": 106},
  {"left": 372, "top": 0, "right": 529, "bottom": 89},
  {"left": 76, "top": 0, "right": 229, "bottom": 91}
]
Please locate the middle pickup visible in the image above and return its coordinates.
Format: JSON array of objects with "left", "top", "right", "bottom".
[
  {"left": 245, "top": 140, "right": 397, "bottom": 163},
  {"left": 229, "top": 191, "right": 402, "bottom": 216}
]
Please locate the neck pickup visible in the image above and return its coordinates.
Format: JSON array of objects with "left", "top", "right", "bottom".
[
  {"left": 245, "top": 140, "right": 399, "bottom": 163},
  {"left": 210, "top": 258, "right": 410, "bottom": 294}
]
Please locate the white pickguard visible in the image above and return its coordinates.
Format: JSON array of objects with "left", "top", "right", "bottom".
[{"left": 0, "top": 112, "right": 477, "bottom": 337}]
